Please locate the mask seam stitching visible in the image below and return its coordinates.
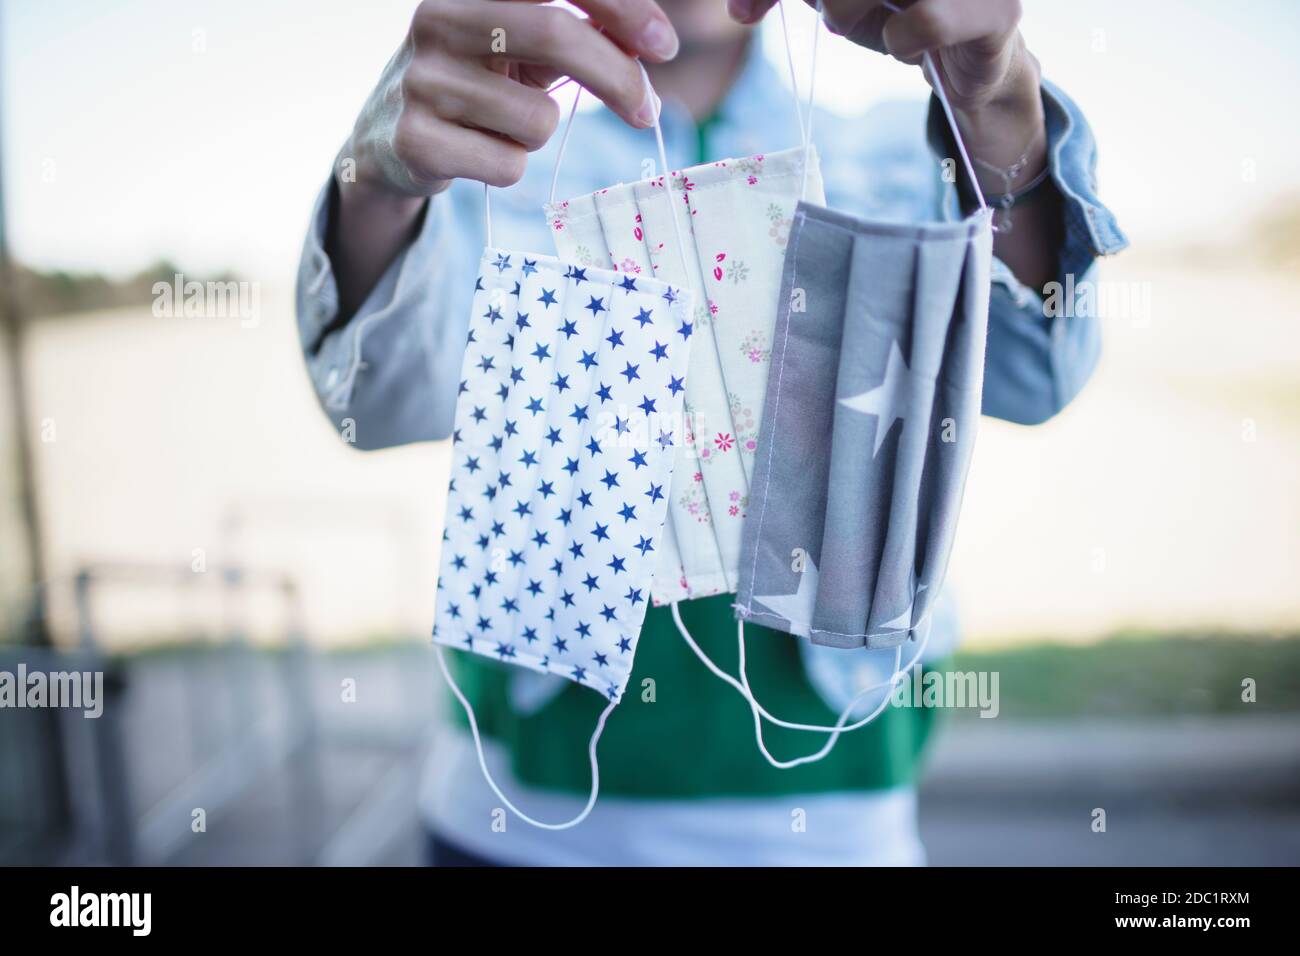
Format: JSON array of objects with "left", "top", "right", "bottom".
[
  {"left": 481, "top": 251, "right": 679, "bottom": 297},
  {"left": 740, "top": 208, "right": 807, "bottom": 617},
  {"left": 544, "top": 145, "right": 816, "bottom": 214},
  {"left": 545, "top": 167, "right": 817, "bottom": 227}
]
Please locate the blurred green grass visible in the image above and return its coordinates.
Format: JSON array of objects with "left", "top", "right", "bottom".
[
  {"left": 950, "top": 632, "right": 1300, "bottom": 719},
  {"left": 93, "top": 630, "right": 1300, "bottom": 720}
]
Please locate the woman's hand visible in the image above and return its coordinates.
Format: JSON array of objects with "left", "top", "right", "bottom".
[
  {"left": 729, "top": 0, "right": 1058, "bottom": 291},
  {"left": 728, "top": 0, "right": 1028, "bottom": 112},
  {"left": 330, "top": 0, "right": 678, "bottom": 317},
  {"left": 356, "top": 0, "right": 680, "bottom": 197}
]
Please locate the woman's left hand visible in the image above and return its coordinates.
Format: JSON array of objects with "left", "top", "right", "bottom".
[{"left": 728, "top": 0, "right": 1031, "bottom": 113}]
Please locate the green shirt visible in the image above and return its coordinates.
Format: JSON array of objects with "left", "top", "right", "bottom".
[{"left": 448, "top": 594, "right": 943, "bottom": 798}]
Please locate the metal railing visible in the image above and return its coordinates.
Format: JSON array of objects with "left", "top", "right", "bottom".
[{"left": 1, "top": 562, "right": 324, "bottom": 865}]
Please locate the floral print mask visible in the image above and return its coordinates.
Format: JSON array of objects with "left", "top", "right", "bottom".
[{"left": 546, "top": 145, "right": 825, "bottom": 605}]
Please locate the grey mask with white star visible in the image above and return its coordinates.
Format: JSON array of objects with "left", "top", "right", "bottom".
[{"left": 735, "top": 202, "right": 993, "bottom": 649}]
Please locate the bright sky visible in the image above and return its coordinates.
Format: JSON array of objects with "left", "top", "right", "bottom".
[{"left": 4, "top": 0, "right": 1299, "bottom": 280}]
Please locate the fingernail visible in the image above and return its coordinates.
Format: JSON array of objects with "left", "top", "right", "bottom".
[{"left": 640, "top": 18, "right": 678, "bottom": 59}]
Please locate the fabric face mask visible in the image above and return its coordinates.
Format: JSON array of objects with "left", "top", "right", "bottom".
[
  {"left": 434, "top": 248, "right": 693, "bottom": 698},
  {"left": 735, "top": 205, "right": 993, "bottom": 648},
  {"left": 677, "top": 15, "right": 996, "bottom": 769},
  {"left": 546, "top": 144, "right": 825, "bottom": 608},
  {"left": 433, "top": 71, "right": 696, "bottom": 829}
]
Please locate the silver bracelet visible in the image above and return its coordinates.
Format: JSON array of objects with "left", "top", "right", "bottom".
[{"left": 973, "top": 139, "right": 1050, "bottom": 234}]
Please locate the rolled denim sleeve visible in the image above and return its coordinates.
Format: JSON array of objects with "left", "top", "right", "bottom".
[
  {"left": 927, "top": 78, "right": 1129, "bottom": 425},
  {"left": 295, "top": 178, "right": 481, "bottom": 450}
]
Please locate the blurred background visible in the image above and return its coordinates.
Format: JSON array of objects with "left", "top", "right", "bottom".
[{"left": 1, "top": 0, "right": 1297, "bottom": 865}]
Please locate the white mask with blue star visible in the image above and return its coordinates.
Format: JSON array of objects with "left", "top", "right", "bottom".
[{"left": 434, "top": 249, "right": 694, "bottom": 705}]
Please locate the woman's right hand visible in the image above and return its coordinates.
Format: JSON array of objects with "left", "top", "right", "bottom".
[
  {"left": 329, "top": 0, "right": 678, "bottom": 317},
  {"left": 350, "top": 0, "right": 680, "bottom": 197}
]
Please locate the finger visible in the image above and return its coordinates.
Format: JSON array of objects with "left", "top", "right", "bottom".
[
  {"left": 832, "top": 0, "right": 904, "bottom": 47},
  {"left": 518, "top": 61, "right": 565, "bottom": 91},
  {"left": 730, "top": 0, "right": 876, "bottom": 29},
  {"left": 821, "top": 0, "right": 869, "bottom": 34},
  {"left": 803, "top": 0, "right": 893, "bottom": 52},
  {"left": 727, "top": 0, "right": 779, "bottom": 26},
  {"left": 438, "top": 2, "right": 657, "bottom": 127},
  {"left": 404, "top": 55, "right": 561, "bottom": 150},
  {"left": 882, "top": 0, "right": 1020, "bottom": 60},
  {"left": 564, "top": 0, "right": 679, "bottom": 62},
  {"left": 396, "top": 110, "right": 529, "bottom": 188}
]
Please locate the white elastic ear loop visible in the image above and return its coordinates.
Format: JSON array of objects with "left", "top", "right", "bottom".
[
  {"left": 879, "top": 0, "right": 987, "bottom": 212},
  {"left": 798, "top": 3, "right": 823, "bottom": 201},
  {"left": 545, "top": 62, "right": 691, "bottom": 282},
  {"left": 670, "top": 603, "right": 931, "bottom": 746},
  {"left": 488, "top": 74, "right": 582, "bottom": 246},
  {"left": 777, "top": 0, "right": 807, "bottom": 145},
  {"left": 670, "top": 604, "right": 929, "bottom": 769},
  {"left": 920, "top": 49, "right": 987, "bottom": 211},
  {"left": 434, "top": 645, "right": 617, "bottom": 830},
  {"left": 737, "top": 619, "right": 932, "bottom": 768},
  {"left": 548, "top": 82, "right": 584, "bottom": 205},
  {"left": 741, "top": 637, "right": 903, "bottom": 769},
  {"left": 637, "top": 61, "right": 694, "bottom": 278},
  {"left": 547, "top": 24, "right": 605, "bottom": 205}
]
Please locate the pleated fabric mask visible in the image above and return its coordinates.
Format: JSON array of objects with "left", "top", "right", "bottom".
[
  {"left": 735, "top": 206, "right": 993, "bottom": 648},
  {"left": 676, "top": 5, "right": 996, "bottom": 769},
  {"left": 434, "top": 248, "right": 694, "bottom": 699},
  {"left": 433, "top": 65, "right": 696, "bottom": 829},
  {"left": 545, "top": 89, "right": 825, "bottom": 608}
]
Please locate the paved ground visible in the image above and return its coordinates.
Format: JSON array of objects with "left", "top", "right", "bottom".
[
  {"left": 358, "top": 714, "right": 1300, "bottom": 867},
  {"left": 918, "top": 716, "right": 1300, "bottom": 866},
  {"left": 8, "top": 648, "right": 1297, "bottom": 867}
]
